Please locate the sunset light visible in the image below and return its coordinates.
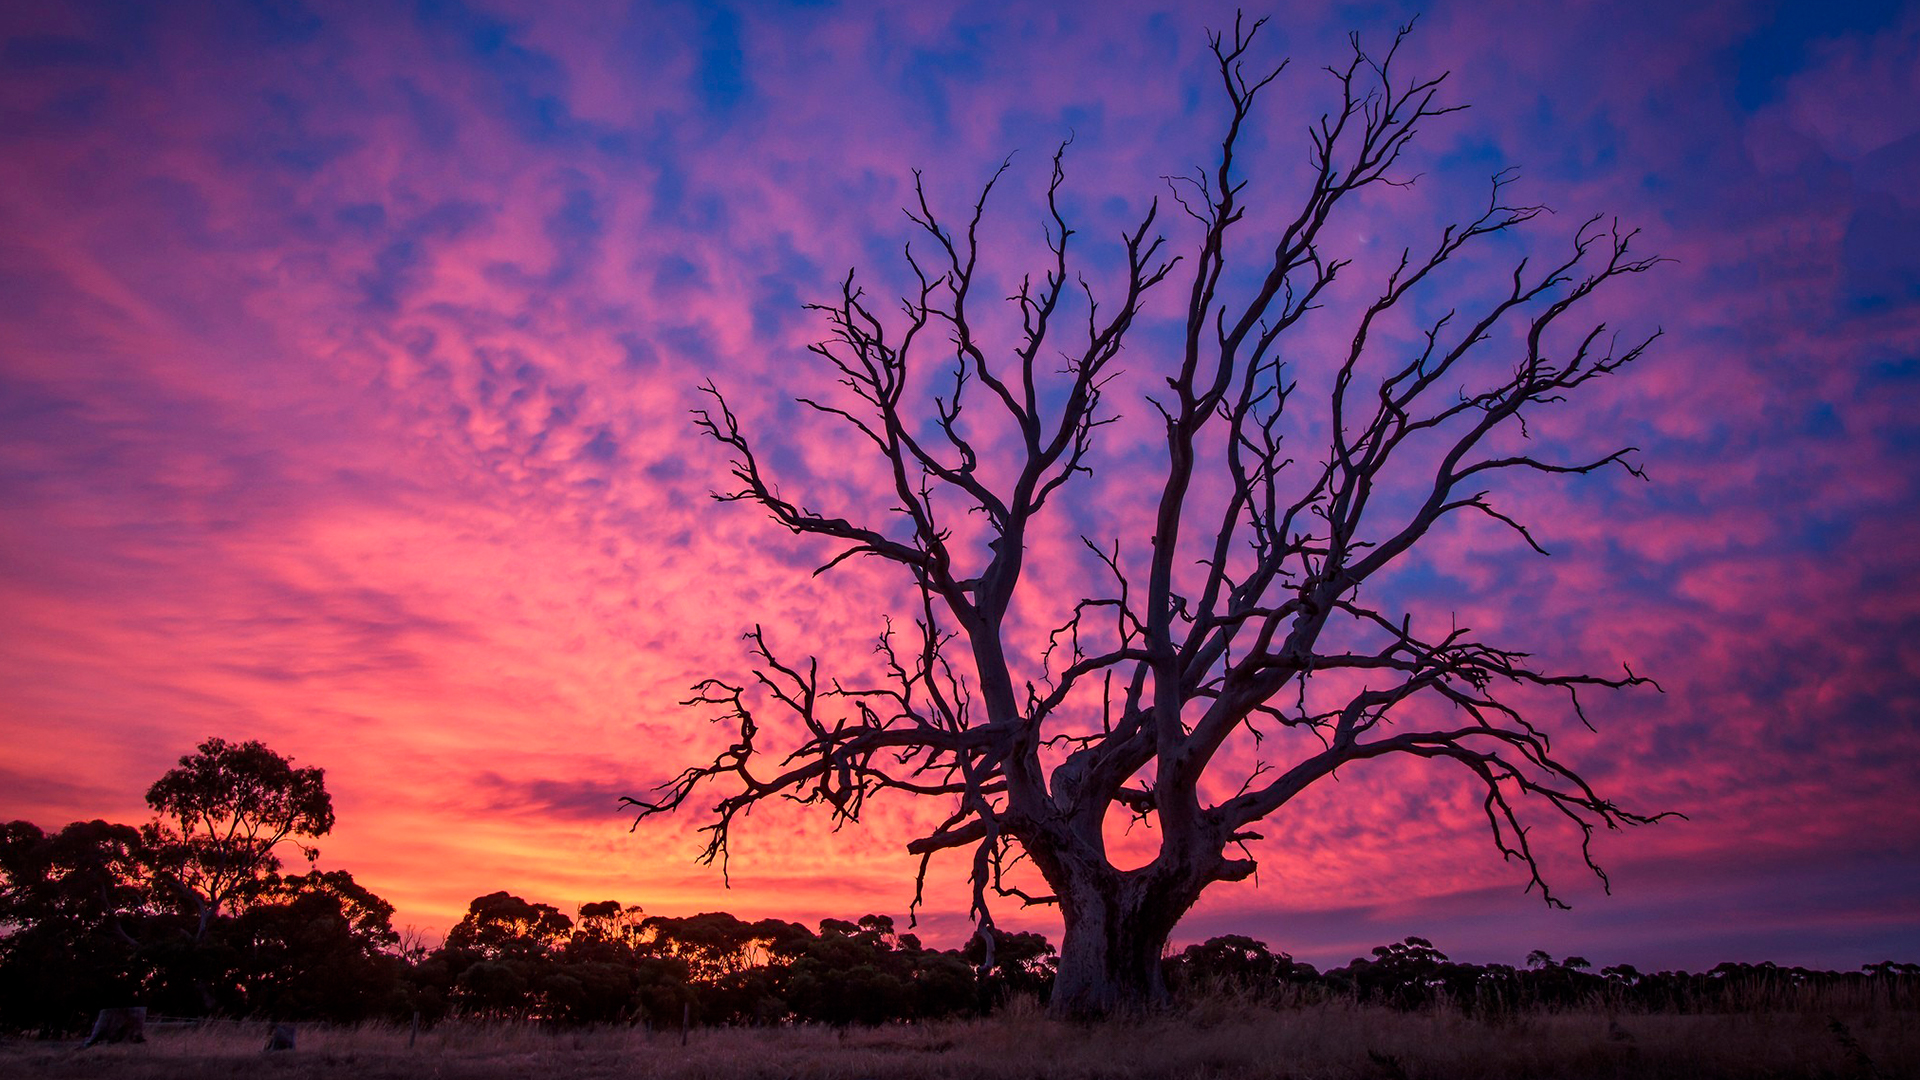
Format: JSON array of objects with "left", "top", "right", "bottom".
[{"left": 3, "top": 0, "right": 1916, "bottom": 991}]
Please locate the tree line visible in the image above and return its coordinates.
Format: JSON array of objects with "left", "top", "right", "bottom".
[{"left": 3, "top": 739, "right": 1911, "bottom": 1033}]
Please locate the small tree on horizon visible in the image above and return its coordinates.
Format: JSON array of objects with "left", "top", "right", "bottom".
[
  {"left": 627, "top": 16, "right": 1674, "bottom": 1016},
  {"left": 144, "top": 736, "right": 334, "bottom": 944}
]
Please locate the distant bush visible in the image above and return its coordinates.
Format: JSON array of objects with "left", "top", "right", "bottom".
[{"left": 6, "top": 793, "right": 1915, "bottom": 1032}]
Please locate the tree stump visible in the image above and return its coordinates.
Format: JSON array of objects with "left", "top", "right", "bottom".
[{"left": 83, "top": 1007, "right": 146, "bottom": 1047}]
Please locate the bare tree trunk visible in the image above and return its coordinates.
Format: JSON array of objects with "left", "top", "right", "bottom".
[
  {"left": 631, "top": 15, "right": 1673, "bottom": 1025},
  {"left": 1043, "top": 853, "right": 1197, "bottom": 1017}
]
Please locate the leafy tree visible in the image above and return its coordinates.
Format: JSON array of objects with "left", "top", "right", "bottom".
[
  {"left": 143, "top": 737, "right": 334, "bottom": 942},
  {"left": 571, "top": 899, "right": 647, "bottom": 961},
  {"left": 444, "top": 891, "right": 573, "bottom": 962},
  {"left": 540, "top": 960, "right": 638, "bottom": 1024},
  {"left": 229, "top": 869, "right": 405, "bottom": 1021},
  {"left": 1344, "top": 936, "right": 1453, "bottom": 1009},
  {"left": 642, "top": 911, "right": 772, "bottom": 980},
  {"left": 769, "top": 916, "right": 976, "bottom": 1025},
  {"left": 1168, "top": 934, "right": 1316, "bottom": 1000},
  {"left": 436, "top": 891, "right": 603, "bottom": 1019},
  {"left": 964, "top": 927, "right": 1057, "bottom": 1006},
  {"left": 0, "top": 743, "right": 417, "bottom": 1028},
  {"left": 454, "top": 959, "right": 530, "bottom": 1016},
  {"left": 907, "top": 948, "right": 979, "bottom": 1018},
  {"left": 627, "top": 955, "right": 698, "bottom": 1027},
  {"left": 0, "top": 820, "right": 154, "bottom": 1031},
  {"left": 1601, "top": 962, "right": 1642, "bottom": 984},
  {"left": 627, "top": 16, "right": 1670, "bottom": 1014}
]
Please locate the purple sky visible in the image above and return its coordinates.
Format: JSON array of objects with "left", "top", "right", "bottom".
[{"left": 1, "top": 0, "right": 1917, "bottom": 972}]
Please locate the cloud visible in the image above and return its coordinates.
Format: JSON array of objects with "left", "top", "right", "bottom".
[
  {"left": 474, "top": 771, "right": 644, "bottom": 822},
  {"left": 0, "top": 0, "right": 1915, "bottom": 968}
]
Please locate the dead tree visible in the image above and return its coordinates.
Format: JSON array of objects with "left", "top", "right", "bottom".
[{"left": 627, "top": 17, "right": 1672, "bottom": 1017}]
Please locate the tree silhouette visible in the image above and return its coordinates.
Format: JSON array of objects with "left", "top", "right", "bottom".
[
  {"left": 230, "top": 869, "right": 404, "bottom": 1021},
  {"left": 143, "top": 737, "right": 333, "bottom": 944},
  {"left": 0, "top": 820, "right": 152, "bottom": 1030},
  {"left": 628, "top": 16, "right": 1671, "bottom": 1015}
]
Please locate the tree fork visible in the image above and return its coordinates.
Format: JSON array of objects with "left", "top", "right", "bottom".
[{"left": 626, "top": 14, "right": 1672, "bottom": 1017}]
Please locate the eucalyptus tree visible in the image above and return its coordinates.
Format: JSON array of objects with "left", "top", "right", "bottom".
[{"left": 144, "top": 737, "right": 334, "bottom": 943}]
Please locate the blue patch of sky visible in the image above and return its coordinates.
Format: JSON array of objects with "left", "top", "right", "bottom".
[
  {"left": 543, "top": 182, "right": 607, "bottom": 285},
  {"left": 647, "top": 149, "right": 689, "bottom": 224},
  {"left": 652, "top": 254, "right": 704, "bottom": 294},
  {"left": 643, "top": 455, "right": 686, "bottom": 482},
  {"left": 470, "top": 348, "right": 549, "bottom": 424},
  {"left": 1730, "top": 0, "right": 1906, "bottom": 109},
  {"left": 1375, "top": 543, "right": 1482, "bottom": 605},
  {"left": 995, "top": 101, "right": 1109, "bottom": 157},
  {"left": 356, "top": 200, "right": 489, "bottom": 312},
  {"left": 750, "top": 276, "right": 806, "bottom": 339},
  {"left": 10, "top": 86, "right": 109, "bottom": 135},
  {"left": 1328, "top": 1, "right": 1415, "bottom": 40},
  {"left": 129, "top": 175, "right": 220, "bottom": 248},
  {"left": 592, "top": 128, "right": 642, "bottom": 158},
  {"left": 1, "top": 33, "right": 126, "bottom": 67},
  {"left": 411, "top": 0, "right": 596, "bottom": 146},
  {"left": 750, "top": 236, "right": 825, "bottom": 338},
  {"left": 542, "top": 402, "right": 577, "bottom": 437},
  {"left": 334, "top": 202, "right": 387, "bottom": 233},
  {"left": 657, "top": 322, "right": 720, "bottom": 370},
  {"left": 1861, "top": 355, "right": 1920, "bottom": 468},
  {"left": 1792, "top": 511, "right": 1854, "bottom": 556},
  {"left": 1840, "top": 192, "right": 1920, "bottom": 313},
  {"left": 214, "top": 90, "right": 362, "bottom": 176},
  {"left": 694, "top": 5, "right": 749, "bottom": 119},
  {"left": 1, "top": 0, "right": 156, "bottom": 68},
  {"left": 0, "top": 6, "right": 149, "bottom": 139},
  {"left": 1799, "top": 401, "right": 1844, "bottom": 440},
  {"left": 578, "top": 427, "right": 620, "bottom": 463},
  {"left": 395, "top": 78, "right": 460, "bottom": 150},
  {"left": 1620, "top": 482, "right": 1714, "bottom": 530},
  {"left": 615, "top": 331, "right": 659, "bottom": 371},
  {"left": 643, "top": 143, "right": 726, "bottom": 231},
  {"left": 226, "top": 0, "right": 325, "bottom": 46},
  {"left": 1139, "top": 11, "right": 1184, "bottom": 66},
  {"left": 856, "top": 229, "right": 906, "bottom": 283},
  {"left": 868, "top": 15, "right": 997, "bottom": 141},
  {"left": 1511, "top": 93, "right": 1629, "bottom": 184},
  {"left": 1864, "top": 354, "right": 1919, "bottom": 385}
]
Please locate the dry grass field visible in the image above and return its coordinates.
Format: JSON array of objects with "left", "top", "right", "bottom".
[{"left": 3, "top": 999, "right": 1914, "bottom": 1080}]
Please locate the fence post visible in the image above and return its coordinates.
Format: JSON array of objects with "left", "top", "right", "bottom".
[
  {"left": 409, "top": 1011, "right": 420, "bottom": 1049},
  {"left": 681, "top": 1001, "right": 690, "bottom": 1047}
]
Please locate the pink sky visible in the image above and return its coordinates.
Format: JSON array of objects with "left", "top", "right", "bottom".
[{"left": 2, "top": 0, "right": 1917, "bottom": 971}]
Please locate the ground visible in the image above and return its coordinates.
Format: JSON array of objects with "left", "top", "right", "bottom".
[{"left": 4, "top": 1001, "right": 1912, "bottom": 1080}]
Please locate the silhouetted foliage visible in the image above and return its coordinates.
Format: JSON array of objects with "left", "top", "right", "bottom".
[
  {"left": 0, "top": 820, "right": 152, "bottom": 1032},
  {"left": 2, "top": 738, "right": 1914, "bottom": 1033},
  {"left": 143, "top": 737, "right": 334, "bottom": 944},
  {"left": 446, "top": 891, "right": 573, "bottom": 962},
  {"left": 963, "top": 927, "right": 1059, "bottom": 1008},
  {"left": 1166, "top": 934, "right": 1318, "bottom": 1001},
  {"left": 226, "top": 870, "right": 405, "bottom": 1021}
]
